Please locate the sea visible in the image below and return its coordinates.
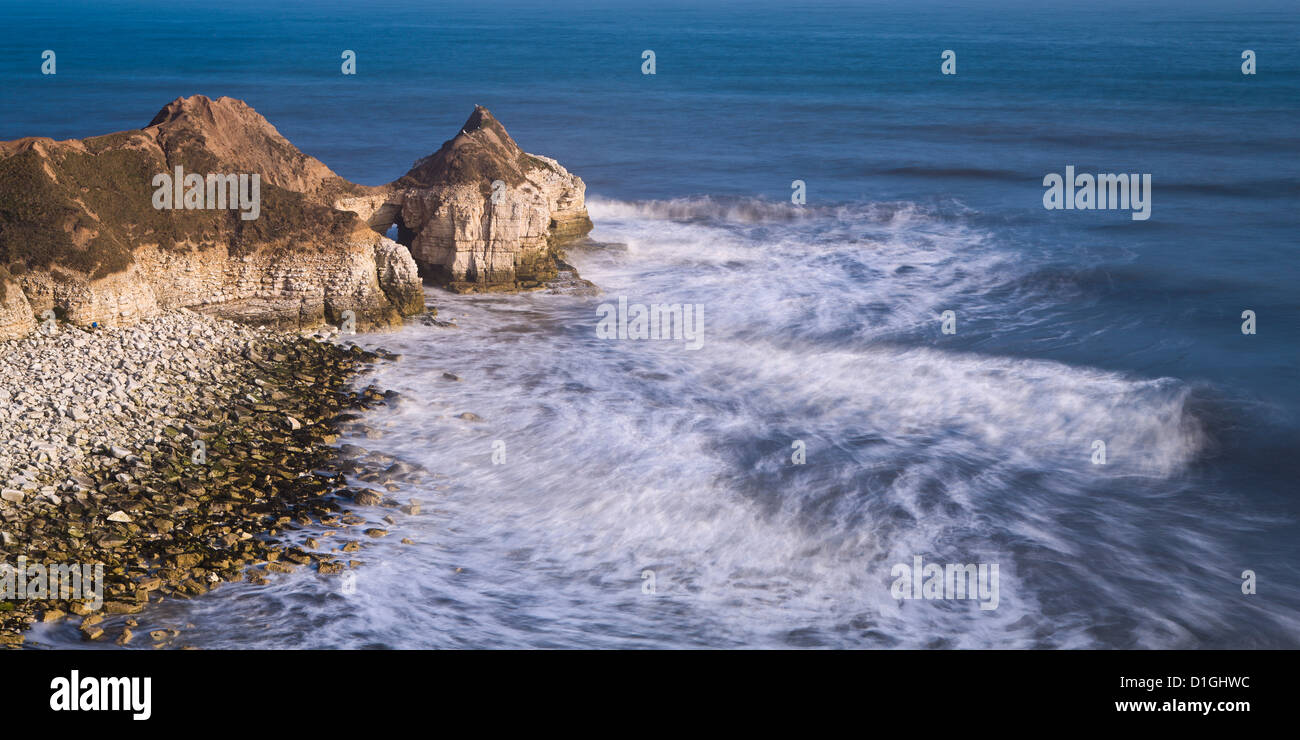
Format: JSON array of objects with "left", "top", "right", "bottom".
[{"left": 3, "top": 0, "right": 1297, "bottom": 648}]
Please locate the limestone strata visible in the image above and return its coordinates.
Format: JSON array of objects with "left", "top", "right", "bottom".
[
  {"left": 0, "top": 268, "right": 35, "bottom": 338},
  {"left": 9, "top": 235, "right": 422, "bottom": 331}
]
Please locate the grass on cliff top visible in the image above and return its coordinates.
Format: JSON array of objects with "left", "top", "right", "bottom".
[
  {"left": 0, "top": 133, "right": 360, "bottom": 280},
  {"left": 519, "top": 153, "right": 557, "bottom": 174},
  {"left": 394, "top": 136, "right": 557, "bottom": 191}
]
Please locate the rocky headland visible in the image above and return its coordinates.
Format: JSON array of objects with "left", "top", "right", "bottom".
[
  {"left": 0, "top": 96, "right": 593, "bottom": 645},
  {"left": 0, "top": 95, "right": 594, "bottom": 341}
]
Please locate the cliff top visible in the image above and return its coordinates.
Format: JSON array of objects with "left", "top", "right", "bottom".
[
  {"left": 395, "top": 105, "right": 557, "bottom": 190},
  {"left": 0, "top": 95, "right": 367, "bottom": 279}
]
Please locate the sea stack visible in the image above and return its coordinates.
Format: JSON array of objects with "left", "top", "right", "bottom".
[{"left": 353, "top": 105, "right": 594, "bottom": 293}]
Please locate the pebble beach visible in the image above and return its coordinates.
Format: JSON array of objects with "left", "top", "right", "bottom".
[{"left": 0, "top": 310, "right": 414, "bottom": 646}]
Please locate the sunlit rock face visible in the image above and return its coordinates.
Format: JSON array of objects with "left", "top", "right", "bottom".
[
  {"left": 0, "top": 95, "right": 422, "bottom": 338},
  {"left": 380, "top": 106, "right": 593, "bottom": 293},
  {"left": 0, "top": 97, "right": 592, "bottom": 339}
]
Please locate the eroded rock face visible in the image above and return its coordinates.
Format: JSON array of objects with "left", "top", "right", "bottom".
[
  {"left": 378, "top": 106, "right": 593, "bottom": 292},
  {"left": 0, "top": 268, "right": 36, "bottom": 338},
  {"left": 0, "top": 95, "right": 419, "bottom": 338}
]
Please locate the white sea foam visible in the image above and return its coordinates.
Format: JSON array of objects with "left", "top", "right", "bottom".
[{"left": 40, "top": 196, "right": 1289, "bottom": 650}]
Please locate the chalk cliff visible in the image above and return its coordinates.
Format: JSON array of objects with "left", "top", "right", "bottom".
[{"left": 0, "top": 96, "right": 592, "bottom": 339}]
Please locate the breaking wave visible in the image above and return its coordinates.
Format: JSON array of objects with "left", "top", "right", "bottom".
[{"left": 33, "top": 194, "right": 1298, "bottom": 650}]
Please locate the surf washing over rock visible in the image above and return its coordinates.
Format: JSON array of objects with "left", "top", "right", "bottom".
[
  {"left": 0, "top": 95, "right": 593, "bottom": 340},
  {"left": 49, "top": 193, "right": 1267, "bottom": 651}
]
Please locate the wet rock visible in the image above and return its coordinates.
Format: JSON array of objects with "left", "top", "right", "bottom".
[
  {"left": 174, "top": 553, "right": 203, "bottom": 569},
  {"left": 0, "top": 309, "right": 392, "bottom": 642},
  {"left": 353, "top": 490, "right": 383, "bottom": 506}
]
